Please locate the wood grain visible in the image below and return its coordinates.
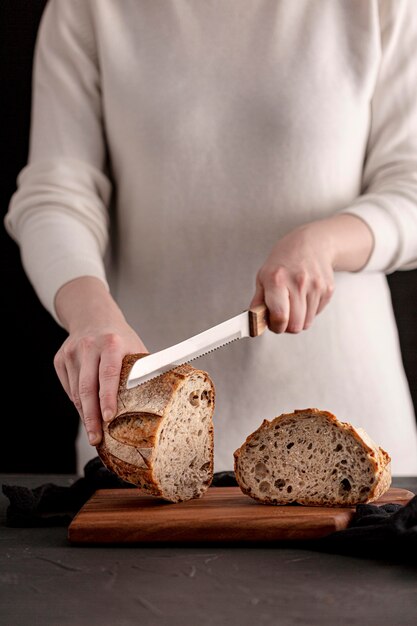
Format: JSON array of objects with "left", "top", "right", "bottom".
[
  {"left": 68, "top": 486, "right": 414, "bottom": 545},
  {"left": 248, "top": 304, "right": 269, "bottom": 337}
]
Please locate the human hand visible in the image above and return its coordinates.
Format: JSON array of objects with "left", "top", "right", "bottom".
[
  {"left": 53, "top": 277, "right": 148, "bottom": 445},
  {"left": 249, "top": 214, "right": 373, "bottom": 333}
]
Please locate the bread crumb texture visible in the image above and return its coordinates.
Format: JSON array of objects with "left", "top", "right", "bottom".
[
  {"left": 234, "top": 408, "right": 391, "bottom": 507},
  {"left": 97, "top": 354, "right": 215, "bottom": 503}
]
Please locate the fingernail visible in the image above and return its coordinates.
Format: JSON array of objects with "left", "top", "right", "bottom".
[
  {"left": 88, "top": 431, "right": 99, "bottom": 445},
  {"left": 103, "top": 409, "right": 114, "bottom": 422}
]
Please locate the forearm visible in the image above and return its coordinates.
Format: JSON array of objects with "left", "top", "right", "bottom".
[
  {"left": 300, "top": 213, "right": 374, "bottom": 273},
  {"left": 55, "top": 276, "right": 126, "bottom": 332}
]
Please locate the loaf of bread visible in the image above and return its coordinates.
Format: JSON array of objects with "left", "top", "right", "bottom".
[
  {"left": 97, "top": 354, "right": 215, "bottom": 503},
  {"left": 234, "top": 408, "right": 391, "bottom": 506}
]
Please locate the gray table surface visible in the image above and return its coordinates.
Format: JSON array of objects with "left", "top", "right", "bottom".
[{"left": 1, "top": 475, "right": 416, "bottom": 626}]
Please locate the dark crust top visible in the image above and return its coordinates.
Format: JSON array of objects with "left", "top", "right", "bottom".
[{"left": 117, "top": 353, "right": 211, "bottom": 416}]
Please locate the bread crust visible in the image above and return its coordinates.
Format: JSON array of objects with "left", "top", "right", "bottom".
[
  {"left": 234, "top": 408, "right": 391, "bottom": 507},
  {"left": 97, "top": 354, "right": 215, "bottom": 501}
]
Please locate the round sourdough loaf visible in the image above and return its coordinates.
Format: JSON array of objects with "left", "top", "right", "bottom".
[
  {"left": 97, "top": 354, "right": 215, "bottom": 503},
  {"left": 234, "top": 408, "right": 391, "bottom": 506}
]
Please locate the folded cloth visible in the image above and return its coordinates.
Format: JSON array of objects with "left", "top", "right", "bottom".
[
  {"left": 2, "top": 458, "right": 238, "bottom": 527},
  {"left": 2, "top": 457, "right": 132, "bottom": 527},
  {"left": 211, "top": 471, "right": 239, "bottom": 487},
  {"left": 2, "top": 459, "right": 416, "bottom": 560},
  {"left": 311, "top": 496, "right": 417, "bottom": 559}
]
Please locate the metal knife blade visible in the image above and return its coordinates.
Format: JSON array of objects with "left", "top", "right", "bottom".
[{"left": 126, "top": 304, "right": 268, "bottom": 389}]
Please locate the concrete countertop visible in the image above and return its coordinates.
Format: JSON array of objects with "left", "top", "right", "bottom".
[{"left": 1, "top": 474, "right": 416, "bottom": 626}]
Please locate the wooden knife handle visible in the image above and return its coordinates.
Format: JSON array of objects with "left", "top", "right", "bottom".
[{"left": 248, "top": 304, "right": 269, "bottom": 337}]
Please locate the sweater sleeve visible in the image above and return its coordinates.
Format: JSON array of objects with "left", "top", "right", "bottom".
[
  {"left": 4, "top": 0, "right": 111, "bottom": 324},
  {"left": 340, "top": 0, "right": 417, "bottom": 273}
]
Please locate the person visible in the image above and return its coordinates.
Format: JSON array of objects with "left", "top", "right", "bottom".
[{"left": 5, "top": 0, "right": 417, "bottom": 475}]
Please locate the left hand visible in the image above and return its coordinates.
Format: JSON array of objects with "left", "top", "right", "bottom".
[{"left": 250, "top": 222, "right": 335, "bottom": 333}]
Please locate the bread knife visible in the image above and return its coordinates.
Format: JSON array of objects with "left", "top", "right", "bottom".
[{"left": 126, "top": 304, "right": 268, "bottom": 389}]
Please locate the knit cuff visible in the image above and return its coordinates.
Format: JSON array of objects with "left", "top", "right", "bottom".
[
  {"left": 22, "top": 254, "right": 109, "bottom": 326},
  {"left": 340, "top": 203, "right": 400, "bottom": 273}
]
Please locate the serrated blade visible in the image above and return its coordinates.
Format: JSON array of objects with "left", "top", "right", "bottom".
[{"left": 126, "top": 310, "right": 251, "bottom": 389}]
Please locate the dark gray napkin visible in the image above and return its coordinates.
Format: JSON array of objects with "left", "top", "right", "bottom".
[
  {"left": 312, "top": 496, "right": 417, "bottom": 559},
  {"left": 2, "top": 457, "right": 131, "bottom": 526}
]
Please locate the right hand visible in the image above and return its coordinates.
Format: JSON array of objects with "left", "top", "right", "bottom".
[{"left": 53, "top": 277, "right": 148, "bottom": 446}]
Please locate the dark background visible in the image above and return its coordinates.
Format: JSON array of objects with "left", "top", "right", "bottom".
[
  {"left": 1, "top": 1, "right": 416, "bottom": 474},
  {"left": 0, "top": 1, "right": 77, "bottom": 472}
]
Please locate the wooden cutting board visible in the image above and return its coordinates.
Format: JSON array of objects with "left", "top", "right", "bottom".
[{"left": 68, "top": 486, "right": 414, "bottom": 544}]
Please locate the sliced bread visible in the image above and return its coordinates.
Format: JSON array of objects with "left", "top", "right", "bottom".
[
  {"left": 234, "top": 408, "right": 391, "bottom": 506},
  {"left": 97, "top": 354, "right": 215, "bottom": 503}
]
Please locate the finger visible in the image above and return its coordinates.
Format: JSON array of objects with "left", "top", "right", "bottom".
[
  {"left": 286, "top": 272, "right": 308, "bottom": 333},
  {"left": 317, "top": 282, "right": 335, "bottom": 315},
  {"left": 65, "top": 359, "right": 82, "bottom": 419},
  {"left": 99, "top": 336, "right": 124, "bottom": 423},
  {"left": 286, "top": 287, "right": 307, "bottom": 334},
  {"left": 78, "top": 352, "right": 101, "bottom": 446},
  {"left": 264, "top": 285, "right": 290, "bottom": 333},
  {"left": 249, "top": 275, "right": 265, "bottom": 309},
  {"left": 53, "top": 351, "right": 71, "bottom": 399},
  {"left": 304, "top": 289, "right": 321, "bottom": 329}
]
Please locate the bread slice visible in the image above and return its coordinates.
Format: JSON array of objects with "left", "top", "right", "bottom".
[
  {"left": 234, "top": 408, "right": 391, "bottom": 506},
  {"left": 97, "top": 354, "right": 215, "bottom": 503}
]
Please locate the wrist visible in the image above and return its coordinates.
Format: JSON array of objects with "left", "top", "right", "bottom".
[
  {"left": 293, "top": 220, "right": 338, "bottom": 266},
  {"left": 55, "top": 277, "right": 125, "bottom": 332},
  {"left": 326, "top": 213, "right": 374, "bottom": 272}
]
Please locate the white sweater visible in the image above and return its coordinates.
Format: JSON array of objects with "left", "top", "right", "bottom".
[{"left": 6, "top": 0, "right": 417, "bottom": 474}]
